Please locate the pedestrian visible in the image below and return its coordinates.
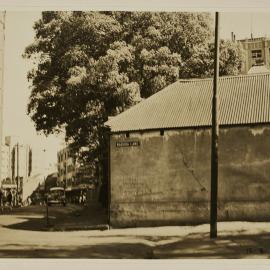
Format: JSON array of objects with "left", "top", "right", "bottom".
[
  {"left": 11, "top": 189, "right": 16, "bottom": 206},
  {"left": 6, "top": 190, "right": 13, "bottom": 212},
  {"left": 82, "top": 191, "right": 86, "bottom": 205},
  {"left": 26, "top": 196, "right": 32, "bottom": 206},
  {"left": 79, "top": 191, "right": 83, "bottom": 204},
  {"left": 18, "top": 194, "right": 23, "bottom": 207}
]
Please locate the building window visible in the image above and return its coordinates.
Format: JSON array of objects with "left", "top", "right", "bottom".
[
  {"left": 251, "top": 49, "right": 262, "bottom": 58},
  {"left": 126, "top": 132, "right": 130, "bottom": 138},
  {"left": 160, "top": 130, "right": 164, "bottom": 136}
]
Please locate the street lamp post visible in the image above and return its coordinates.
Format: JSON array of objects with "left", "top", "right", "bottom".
[
  {"left": 46, "top": 190, "right": 49, "bottom": 227},
  {"left": 45, "top": 175, "right": 49, "bottom": 227},
  {"left": 16, "top": 143, "right": 19, "bottom": 207}
]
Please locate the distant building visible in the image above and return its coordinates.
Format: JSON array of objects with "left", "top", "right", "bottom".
[
  {"left": 0, "top": 144, "right": 10, "bottom": 182},
  {"left": 57, "top": 146, "right": 94, "bottom": 190},
  {"left": 2, "top": 136, "right": 32, "bottom": 182},
  {"left": 0, "top": 136, "right": 19, "bottom": 183},
  {"left": 57, "top": 146, "right": 76, "bottom": 188},
  {"left": 0, "top": 12, "right": 5, "bottom": 182},
  {"left": 10, "top": 143, "right": 32, "bottom": 182},
  {"left": 239, "top": 37, "right": 270, "bottom": 74},
  {"left": 1, "top": 136, "right": 33, "bottom": 201},
  {"left": 1, "top": 136, "right": 58, "bottom": 202}
]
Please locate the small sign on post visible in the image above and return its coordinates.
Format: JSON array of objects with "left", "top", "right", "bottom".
[{"left": 46, "top": 195, "right": 50, "bottom": 227}]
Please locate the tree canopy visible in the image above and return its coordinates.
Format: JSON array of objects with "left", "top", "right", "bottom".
[{"left": 24, "top": 11, "right": 244, "bottom": 186}]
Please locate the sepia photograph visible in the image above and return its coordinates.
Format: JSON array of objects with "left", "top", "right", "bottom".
[{"left": 1, "top": 0, "right": 270, "bottom": 265}]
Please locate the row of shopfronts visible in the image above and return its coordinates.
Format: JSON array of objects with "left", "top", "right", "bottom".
[
  {"left": 0, "top": 144, "right": 97, "bottom": 206},
  {"left": 1, "top": 177, "right": 23, "bottom": 205},
  {"left": 28, "top": 167, "right": 98, "bottom": 205}
]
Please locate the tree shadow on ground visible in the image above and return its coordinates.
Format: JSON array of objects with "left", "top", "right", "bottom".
[
  {"left": 153, "top": 231, "right": 270, "bottom": 259},
  {"left": 0, "top": 242, "right": 154, "bottom": 259},
  {"left": 2, "top": 216, "right": 47, "bottom": 231},
  {"left": 1, "top": 231, "right": 270, "bottom": 258},
  {"left": 2, "top": 203, "right": 107, "bottom": 231}
]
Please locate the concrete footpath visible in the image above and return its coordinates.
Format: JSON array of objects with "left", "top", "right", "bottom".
[
  {"left": 1, "top": 216, "right": 270, "bottom": 258},
  {"left": 1, "top": 205, "right": 270, "bottom": 258}
]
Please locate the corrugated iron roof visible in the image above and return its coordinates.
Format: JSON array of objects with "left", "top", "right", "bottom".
[
  {"left": 105, "top": 73, "right": 270, "bottom": 132},
  {"left": 247, "top": 65, "right": 270, "bottom": 74}
]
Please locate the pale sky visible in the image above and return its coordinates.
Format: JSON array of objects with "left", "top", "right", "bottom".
[
  {"left": 220, "top": 13, "right": 270, "bottom": 40},
  {"left": 3, "top": 11, "right": 65, "bottom": 175},
  {"left": 3, "top": 11, "right": 270, "bottom": 175}
]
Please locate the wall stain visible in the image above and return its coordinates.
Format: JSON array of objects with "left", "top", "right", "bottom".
[{"left": 179, "top": 148, "right": 208, "bottom": 192}]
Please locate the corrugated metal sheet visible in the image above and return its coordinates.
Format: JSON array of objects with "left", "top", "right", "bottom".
[
  {"left": 105, "top": 73, "right": 270, "bottom": 133},
  {"left": 248, "top": 66, "right": 270, "bottom": 74}
]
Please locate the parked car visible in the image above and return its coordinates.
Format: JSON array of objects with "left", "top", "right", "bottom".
[{"left": 47, "top": 187, "right": 66, "bottom": 206}]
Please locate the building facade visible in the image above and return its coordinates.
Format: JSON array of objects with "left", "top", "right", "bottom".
[
  {"left": 57, "top": 146, "right": 76, "bottom": 188},
  {"left": 1, "top": 136, "right": 19, "bottom": 183},
  {"left": 1, "top": 136, "right": 33, "bottom": 201},
  {"left": 239, "top": 37, "right": 270, "bottom": 73},
  {"left": 57, "top": 146, "right": 96, "bottom": 192},
  {"left": 0, "top": 12, "right": 5, "bottom": 182},
  {"left": 106, "top": 73, "right": 270, "bottom": 227},
  {"left": 10, "top": 143, "right": 32, "bottom": 182},
  {"left": 0, "top": 143, "right": 10, "bottom": 182}
]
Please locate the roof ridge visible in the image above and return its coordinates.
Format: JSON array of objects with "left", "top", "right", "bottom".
[
  {"left": 106, "top": 80, "right": 181, "bottom": 124},
  {"left": 178, "top": 72, "right": 270, "bottom": 83}
]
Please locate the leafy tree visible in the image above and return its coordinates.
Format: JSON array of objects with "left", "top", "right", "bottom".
[
  {"left": 24, "top": 11, "right": 244, "bottom": 207},
  {"left": 109, "top": 12, "right": 214, "bottom": 96},
  {"left": 182, "top": 39, "right": 245, "bottom": 78},
  {"left": 218, "top": 39, "right": 245, "bottom": 76},
  {"left": 138, "top": 47, "right": 180, "bottom": 97}
]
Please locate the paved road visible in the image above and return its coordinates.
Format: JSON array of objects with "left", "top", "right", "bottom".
[
  {"left": 1, "top": 205, "right": 270, "bottom": 258},
  {"left": 1, "top": 203, "right": 107, "bottom": 231}
]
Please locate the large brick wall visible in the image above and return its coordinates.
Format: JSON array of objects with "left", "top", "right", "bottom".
[{"left": 109, "top": 125, "right": 270, "bottom": 227}]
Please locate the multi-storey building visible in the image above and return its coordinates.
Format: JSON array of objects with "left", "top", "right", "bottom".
[
  {"left": 1, "top": 136, "right": 17, "bottom": 183},
  {"left": 57, "top": 146, "right": 76, "bottom": 188},
  {"left": 239, "top": 37, "right": 270, "bottom": 74},
  {"left": 1, "top": 136, "right": 32, "bottom": 182},
  {"left": 57, "top": 146, "right": 94, "bottom": 190},
  {"left": 0, "top": 12, "right": 5, "bottom": 182},
  {"left": 10, "top": 143, "right": 32, "bottom": 182},
  {"left": 1, "top": 136, "right": 32, "bottom": 199},
  {"left": 0, "top": 143, "right": 10, "bottom": 182}
]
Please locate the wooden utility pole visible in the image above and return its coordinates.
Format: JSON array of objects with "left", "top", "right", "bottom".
[{"left": 210, "top": 12, "right": 220, "bottom": 239}]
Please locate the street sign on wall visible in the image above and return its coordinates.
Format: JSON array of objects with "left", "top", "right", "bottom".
[{"left": 116, "top": 141, "right": 140, "bottom": 148}]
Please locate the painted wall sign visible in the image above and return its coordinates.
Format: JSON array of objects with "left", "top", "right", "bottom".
[{"left": 116, "top": 141, "right": 140, "bottom": 147}]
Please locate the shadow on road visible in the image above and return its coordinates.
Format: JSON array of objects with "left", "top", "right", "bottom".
[
  {"left": 153, "top": 231, "right": 270, "bottom": 259},
  {"left": 0, "top": 242, "right": 154, "bottom": 258},
  {"left": 3, "top": 216, "right": 47, "bottom": 231},
  {"left": 2, "top": 203, "right": 107, "bottom": 231},
  {"left": 2, "top": 206, "right": 270, "bottom": 259},
  {"left": 1, "top": 231, "right": 270, "bottom": 258}
]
